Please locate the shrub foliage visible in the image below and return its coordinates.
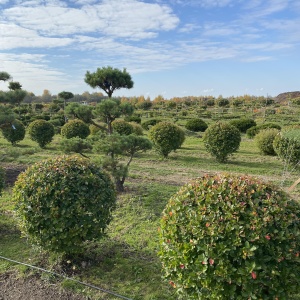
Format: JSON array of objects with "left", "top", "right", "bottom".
[
  {"left": 273, "top": 127, "right": 300, "bottom": 167},
  {"left": 1, "top": 119, "right": 25, "bottom": 145},
  {"left": 255, "top": 128, "right": 279, "bottom": 156},
  {"left": 0, "top": 167, "right": 5, "bottom": 196},
  {"left": 149, "top": 122, "right": 185, "bottom": 158},
  {"left": 159, "top": 174, "right": 300, "bottom": 299},
  {"left": 203, "top": 122, "right": 241, "bottom": 162},
  {"left": 185, "top": 119, "right": 208, "bottom": 132},
  {"left": 27, "top": 119, "right": 55, "bottom": 148},
  {"left": 246, "top": 123, "right": 281, "bottom": 139},
  {"left": 111, "top": 119, "right": 134, "bottom": 135},
  {"left": 61, "top": 119, "right": 90, "bottom": 139},
  {"left": 142, "top": 119, "right": 161, "bottom": 130},
  {"left": 13, "top": 155, "right": 116, "bottom": 254},
  {"left": 230, "top": 118, "right": 256, "bottom": 133}
]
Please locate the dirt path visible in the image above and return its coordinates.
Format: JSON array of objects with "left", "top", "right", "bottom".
[{"left": 0, "top": 272, "right": 86, "bottom": 300}]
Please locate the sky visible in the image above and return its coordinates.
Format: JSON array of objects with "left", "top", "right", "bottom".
[{"left": 0, "top": 0, "right": 299, "bottom": 99}]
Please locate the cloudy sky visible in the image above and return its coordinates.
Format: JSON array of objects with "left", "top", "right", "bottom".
[{"left": 0, "top": 0, "right": 299, "bottom": 98}]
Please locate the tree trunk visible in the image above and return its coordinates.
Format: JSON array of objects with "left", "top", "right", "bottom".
[{"left": 115, "top": 178, "right": 125, "bottom": 192}]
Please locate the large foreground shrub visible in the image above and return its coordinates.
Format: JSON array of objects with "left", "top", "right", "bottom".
[
  {"left": 13, "top": 155, "right": 116, "bottom": 254},
  {"left": 203, "top": 122, "right": 241, "bottom": 162},
  {"left": 61, "top": 119, "right": 90, "bottom": 139},
  {"left": 149, "top": 122, "right": 185, "bottom": 158},
  {"left": 1, "top": 119, "right": 25, "bottom": 145},
  {"left": 159, "top": 174, "right": 300, "bottom": 299},
  {"left": 27, "top": 119, "right": 55, "bottom": 148}
]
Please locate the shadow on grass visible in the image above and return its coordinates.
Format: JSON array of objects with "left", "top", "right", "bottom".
[{"left": 79, "top": 238, "right": 175, "bottom": 300}]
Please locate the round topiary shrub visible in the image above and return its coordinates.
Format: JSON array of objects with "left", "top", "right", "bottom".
[
  {"left": 27, "top": 119, "right": 55, "bottom": 148},
  {"left": 1, "top": 119, "right": 25, "bottom": 145},
  {"left": 230, "top": 118, "right": 256, "bottom": 133},
  {"left": 61, "top": 119, "right": 90, "bottom": 139},
  {"left": 13, "top": 155, "right": 116, "bottom": 255},
  {"left": 149, "top": 122, "right": 185, "bottom": 158},
  {"left": 159, "top": 173, "right": 300, "bottom": 299},
  {"left": 129, "top": 122, "right": 144, "bottom": 136},
  {"left": 217, "top": 98, "right": 230, "bottom": 107},
  {"left": 111, "top": 119, "right": 134, "bottom": 135},
  {"left": 273, "top": 127, "right": 300, "bottom": 167},
  {"left": 124, "top": 115, "right": 141, "bottom": 124},
  {"left": 246, "top": 123, "right": 281, "bottom": 139},
  {"left": 185, "top": 119, "right": 208, "bottom": 132},
  {"left": 255, "top": 128, "right": 279, "bottom": 155},
  {"left": 203, "top": 122, "right": 241, "bottom": 162},
  {"left": 142, "top": 119, "right": 161, "bottom": 130}
]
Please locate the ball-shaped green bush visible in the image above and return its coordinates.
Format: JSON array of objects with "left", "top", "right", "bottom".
[
  {"left": 141, "top": 119, "right": 161, "bottom": 130},
  {"left": 13, "top": 155, "right": 116, "bottom": 254},
  {"left": 185, "top": 119, "right": 208, "bottom": 132},
  {"left": 203, "top": 122, "right": 241, "bottom": 162},
  {"left": 246, "top": 123, "right": 281, "bottom": 138},
  {"left": 124, "top": 115, "right": 141, "bottom": 124},
  {"left": 129, "top": 122, "right": 144, "bottom": 136},
  {"left": 61, "top": 119, "right": 90, "bottom": 139},
  {"left": 149, "top": 122, "right": 185, "bottom": 158},
  {"left": 273, "top": 127, "right": 300, "bottom": 167},
  {"left": 255, "top": 128, "right": 279, "bottom": 155},
  {"left": 1, "top": 119, "right": 25, "bottom": 145},
  {"left": 111, "top": 119, "right": 134, "bottom": 135},
  {"left": 159, "top": 174, "right": 300, "bottom": 299},
  {"left": 27, "top": 119, "right": 55, "bottom": 148},
  {"left": 230, "top": 118, "right": 256, "bottom": 133}
]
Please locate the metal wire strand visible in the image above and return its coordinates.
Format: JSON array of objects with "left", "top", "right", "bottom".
[{"left": 0, "top": 255, "right": 133, "bottom": 300}]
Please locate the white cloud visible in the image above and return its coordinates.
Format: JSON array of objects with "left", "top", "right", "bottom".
[
  {"left": 168, "top": 0, "right": 235, "bottom": 7},
  {"left": 2, "top": 0, "right": 179, "bottom": 39},
  {"left": 178, "top": 23, "right": 201, "bottom": 33},
  {"left": 0, "top": 23, "right": 74, "bottom": 50},
  {"left": 0, "top": 52, "right": 74, "bottom": 94}
]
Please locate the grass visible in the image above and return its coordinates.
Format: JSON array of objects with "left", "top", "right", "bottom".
[{"left": 0, "top": 128, "right": 300, "bottom": 299}]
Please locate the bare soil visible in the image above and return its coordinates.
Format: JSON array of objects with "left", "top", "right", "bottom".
[{"left": 0, "top": 272, "right": 86, "bottom": 300}]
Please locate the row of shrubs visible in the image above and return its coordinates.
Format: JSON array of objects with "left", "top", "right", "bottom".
[{"left": 2, "top": 116, "right": 299, "bottom": 168}]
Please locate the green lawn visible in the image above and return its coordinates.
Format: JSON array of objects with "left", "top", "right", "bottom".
[{"left": 0, "top": 131, "right": 299, "bottom": 299}]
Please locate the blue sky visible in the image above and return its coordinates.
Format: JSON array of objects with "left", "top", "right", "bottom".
[{"left": 0, "top": 0, "right": 299, "bottom": 99}]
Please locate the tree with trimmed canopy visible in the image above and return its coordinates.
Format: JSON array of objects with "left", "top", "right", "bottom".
[{"left": 85, "top": 66, "right": 134, "bottom": 98}]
